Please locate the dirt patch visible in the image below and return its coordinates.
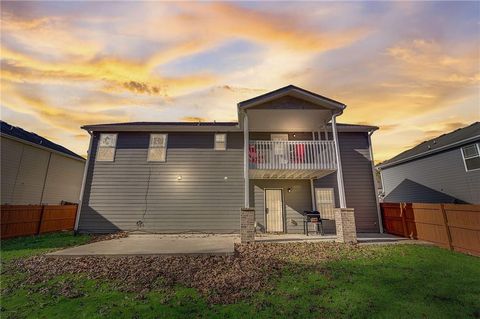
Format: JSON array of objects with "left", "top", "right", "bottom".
[
  {"left": 88, "top": 231, "right": 129, "bottom": 243},
  {"left": 8, "top": 242, "right": 377, "bottom": 304}
]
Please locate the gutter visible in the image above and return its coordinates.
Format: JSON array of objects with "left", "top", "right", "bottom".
[{"left": 74, "top": 130, "right": 93, "bottom": 233}]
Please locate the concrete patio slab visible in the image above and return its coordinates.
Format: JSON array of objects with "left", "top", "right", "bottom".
[
  {"left": 254, "top": 232, "right": 422, "bottom": 245},
  {"left": 48, "top": 234, "right": 237, "bottom": 257}
]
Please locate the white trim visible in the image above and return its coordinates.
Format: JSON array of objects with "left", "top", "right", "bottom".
[
  {"left": 310, "top": 179, "right": 316, "bottom": 211},
  {"left": 147, "top": 133, "right": 168, "bottom": 162},
  {"left": 96, "top": 133, "right": 117, "bottom": 162},
  {"left": 314, "top": 187, "right": 336, "bottom": 220},
  {"left": 74, "top": 132, "right": 93, "bottom": 232},
  {"left": 0, "top": 133, "right": 85, "bottom": 162},
  {"left": 264, "top": 188, "right": 285, "bottom": 233},
  {"left": 368, "top": 131, "right": 384, "bottom": 233},
  {"left": 239, "top": 88, "right": 346, "bottom": 111},
  {"left": 243, "top": 113, "right": 250, "bottom": 207},
  {"left": 332, "top": 114, "right": 347, "bottom": 208},
  {"left": 378, "top": 135, "right": 480, "bottom": 169},
  {"left": 214, "top": 133, "right": 227, "bottom": 151},
  {"left": 461, "top": 142, "right": 480, "bottom": 172}
]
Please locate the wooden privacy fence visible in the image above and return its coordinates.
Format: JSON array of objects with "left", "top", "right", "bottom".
[
  {"left": 1, "top": 204, "right": 78, "bottom": 239},
  {"left": 381, "top": 202, "right": 480, "bottom": 256}
]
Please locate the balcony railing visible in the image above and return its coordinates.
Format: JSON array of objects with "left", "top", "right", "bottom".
[{"left": 249, "top": 140, "right": 337, "bottom": 170}]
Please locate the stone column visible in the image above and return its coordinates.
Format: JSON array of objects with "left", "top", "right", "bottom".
[
  {"left": 335, "top": 208, "right": 357, "bottom": 243},
  {"left": 240, "top": 208, "right": 255, "bottom": 243}
]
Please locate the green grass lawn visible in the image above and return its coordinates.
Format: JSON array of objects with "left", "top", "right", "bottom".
[{"left": 1, "top": 233, "right": 479, "bottom": 319}]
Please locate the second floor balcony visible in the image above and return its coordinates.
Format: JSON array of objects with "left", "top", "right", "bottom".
[{"left": 248, "top": 140, "right": 337, "bottom": 179}]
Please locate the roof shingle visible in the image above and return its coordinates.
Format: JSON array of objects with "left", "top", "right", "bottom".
[{"left": 378, "top": 122, "right": 480, "bottom": 169}]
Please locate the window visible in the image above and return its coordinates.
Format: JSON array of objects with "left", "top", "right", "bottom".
[
  {"left": 215, "top": 133, "right": 226, "bottom": 150},
  {"left": 148, "top": 134, "right": 167, "bottom": 162},
  {"left": 96, "top": 133, "right": 117, "bottom": 161},
  {"left": 462, "top": 143, "right": 480, "bottom": 171},
  {"left": 315, "top": 188, "right": 335, "bottom": 220}
]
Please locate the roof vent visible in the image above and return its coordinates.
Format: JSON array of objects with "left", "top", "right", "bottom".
[
  {"left": 433, "top": 140, "right": 437, "bottom": 144},
  {"left": 427, "top": 145, "right": 431, "bottom": 149}
]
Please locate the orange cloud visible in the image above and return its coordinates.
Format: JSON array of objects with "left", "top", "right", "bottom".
[{"left": 181, "top": 116, "right": 207, "bottom": 122}]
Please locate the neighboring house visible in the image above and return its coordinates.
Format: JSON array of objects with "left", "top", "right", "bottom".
[
  {"left": 377, "top": 122, "right": 480, "bottom": 204},
  {"left": 76, "top": 85, "right": 382, "bottom": 234},
  {"left": 1, "top": 121, "right": 85, "bottom": 205}
]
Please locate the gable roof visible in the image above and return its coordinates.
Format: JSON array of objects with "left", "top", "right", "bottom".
[
  {"left": 237, "top": 85, "right": 346, "bottom": 111},
  {"left": 1, "top": 121, "right": 85, "bottom": 161},
  {"left": 378, "top": 122, "right": 480, "bottom": 169}
]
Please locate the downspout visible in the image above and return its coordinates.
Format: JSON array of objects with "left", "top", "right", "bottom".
[
  {"left": 74, "top": 130, "right": 93, "bottom": 233},
  {"left": 368, "top": 130, "right": 384, "bottom": 233},
  {"left": 243, "top": 112, "right": 250, "bottom": 208},
  {"left": 331, "top": 113, "right": 347, "bottom": 208}
]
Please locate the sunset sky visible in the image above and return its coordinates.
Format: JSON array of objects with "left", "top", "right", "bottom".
[{"left": 1, "top": 1, "right": 479, "bottom": 162}]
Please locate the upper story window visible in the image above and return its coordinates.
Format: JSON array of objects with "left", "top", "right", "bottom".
[
  {"left": 148, "top": 134, "right": 167, "bottom": 162},
  {"left": 462, "top": 143, "right": 480, "bottom": 171},
  {"left": 215, "top": 133, "right": 226, "bottom": 150},
  {"left": 97, "top": 133, "right": 117, "bottom": 162}
]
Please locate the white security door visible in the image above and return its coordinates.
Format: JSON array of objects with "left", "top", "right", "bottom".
[{"left": 265, "top": 189, "right": 284, "bottom": 232}]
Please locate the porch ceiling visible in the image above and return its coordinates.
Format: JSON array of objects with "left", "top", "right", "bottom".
[{"left": 249, "top": 169, "right": 336, "bottom": 179}]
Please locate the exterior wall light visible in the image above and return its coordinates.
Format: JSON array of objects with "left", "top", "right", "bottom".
[
  {"left": 177, "top": 175, "right": 182, "bottom": 181},
  {"left": 224, "top": 176, "right": 228, "bottom": 180},
  {"left": 287, "top": 187, "right": 292, "bottom": 193}
]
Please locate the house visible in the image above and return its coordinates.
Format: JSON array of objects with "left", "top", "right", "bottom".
[
  {"left": 377, "top": 122, "right": 480, "bottom": 204},
  {"left": 1, "top": 121, "right": 86, "bottom": 205},
  {"left": 75, "top": 85, "right": 382, "bottom": 234}
]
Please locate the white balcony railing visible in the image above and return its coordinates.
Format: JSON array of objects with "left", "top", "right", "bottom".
[{"left": 249, "top": 140, "right": 337, "bottom": 171}]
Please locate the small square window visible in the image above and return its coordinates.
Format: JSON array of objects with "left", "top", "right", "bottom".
[
  {"left": 462, "top": 144, "right": 480, "bottom": 171},
  {"left": 96, "top": 134, "right": 117, "bottom": 161},
  {"left": 148, "top": 134, "right": 167, "bottom": 162},
  {"left": 215, "top": 133, "right": 226, "bottom": 150}
]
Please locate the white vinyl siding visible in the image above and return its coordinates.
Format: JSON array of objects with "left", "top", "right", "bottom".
[
  {"left": 462, "top": 143, "right": 480, "bottom": 171},
  {"left": 148, "top": 134, "right": 167, "bottom": 162},
  {"left": 315, "top": 188, "right": 335, "bottom": 220},
  {"left": 214, "top": 133, "right": 226, "bottom": 150},
  {"left": 97, "top": 134, "right": 117, "bottom": 162}
]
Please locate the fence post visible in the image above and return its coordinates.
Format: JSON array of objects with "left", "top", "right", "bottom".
[
  {"left": 400, "top": 203, "right": 408, "bottom": 238},
  {"left": 440, "top": 204, "right": 453, "bottom": 251},
  {"left": 37, "top": 205, "right": 46, "bottom": 235}
]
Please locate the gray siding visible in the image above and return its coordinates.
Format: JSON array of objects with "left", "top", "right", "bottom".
[
  {"left": 251, "top": 132, "right": 380, "bottom": 233},
  {"left": 314, "top": 132, "right": 380, "bottom": 232},
  {"left": 78, "top": 132, "right": 244, "bottom": 233},
  {"left": 1, "top": 136, "right": 84, "bottom": 205},
  {"left": 381, "top": 145, "right": 480, "bottom": 204},
  {"left": 338, "top": 132, "right": 380, "bottom": 232},
  {"left": 251, "top": 179, "right": 313, "bottom": 234}
]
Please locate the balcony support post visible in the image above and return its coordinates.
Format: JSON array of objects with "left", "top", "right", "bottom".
[
  {"left": 243, "top": 112, "right": 250, "bottom": 208},
  {"left": 310, "top": 178, "right": 316, "bottom": 211},
  {"left": 332, "top": 114, "right": 347, "bottom": 208}
]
